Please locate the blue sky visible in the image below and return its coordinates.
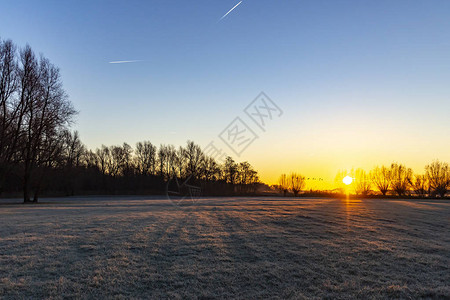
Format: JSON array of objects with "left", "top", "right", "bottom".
[{"left": 1, "top": 0, "right": 449, "bottom": 183}]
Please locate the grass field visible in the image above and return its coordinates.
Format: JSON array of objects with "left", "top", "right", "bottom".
[{"left": 0, "top": 196, "right": 449, "bottom": 299}]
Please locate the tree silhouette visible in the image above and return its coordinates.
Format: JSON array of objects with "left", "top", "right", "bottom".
[
  {"left": 354, "top": 169, "right": 371, "bottom": 196},
  {"left": 201, "top": 156, "right": 220, "bottom": 181},
  {"left": 135, "top": 141, "right": 156, "bottom": 176},
  {"left": 96, "top": 145, "right": 111, "bottom": 177},
  {"left": 278, "top": 174, "right": 289, "bottom": 196},
  {"left": 410, "top": 174, "right": 428, "bottom": 198},
  {"left": 426, "top": 160, "right": 449, "bottom": 197},
  {"left": 390, "top": 163, "right": 412, "bottom": 197},
  {"left": 370, "top": 166, "right": 391, "bottom": 196},
  {"left": 0, "top": 41, "right": 76, "bottom": 202},
  {"left": 184, "top": 141, "right": 204, "bottom": 180},
  {"left": 223, "top": 156, "right": 238, "bottom": 185},
  {"left": 0, "top": 39, "right": 18, "bottom": 195},
  {"left": 289, "top": 173, "right": 305, "bottom": 197},
  {"left": 237, "top": 162, "right": 259, "bottom": 193}
]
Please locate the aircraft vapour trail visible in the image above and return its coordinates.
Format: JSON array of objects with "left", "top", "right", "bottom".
[
  {"left": 219, "top": 1, "right": 243, "bottom": 21},
  {"left": 108, "top": 60, "right": 142, "bottom": 64}
]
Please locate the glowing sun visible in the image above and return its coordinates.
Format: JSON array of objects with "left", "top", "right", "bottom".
[{"left": 342, "top": 176, "right": 353, "bottom": 185}]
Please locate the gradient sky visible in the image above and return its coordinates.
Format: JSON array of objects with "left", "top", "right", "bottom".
[{"left": 1, "top": 0, "right": 449, "bottom": 186}]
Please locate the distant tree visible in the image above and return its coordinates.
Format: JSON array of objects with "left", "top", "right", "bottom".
[
  {"left": 237, "top": 162, "right": 259, "bottom": 193},
  {"left": 370, "top": 166, "right": 391, "bottom": 196},
  {"left": 61, "top": 131, "right": 84, "bottom": 168},
  {"left": 223, "top": 156, "right": 238, "bottom": 185},
  {"left": 201, "top": 156, "right": 220, "bottom": 181},
  {"left": 237, "top": 162, "right": 251, "bottom": 184},
  {"left": 109, "top": 144, "right": 130, "bottom": 177},
  {"left": 184, "top": 141, "right": 204, "bottom": 179},
  {"left": 158, "top": 144, "right": 167, "bottom": 178},
  {"left": 354, "top": 169, "right": 371, "bottom": 196},
  {"left": 58, "top": 130, "right": 85, "bottom": 196},
  {"left": 289, "top": 173, "right": 305, "bottom": 197},
  {"left": 115, "top": 143, "right": 133, "bottom": 176},
  {"left": 174, "top": 146, "right": 187, "bottom": 178},
  {"left": 278, "top": 174, "right": 289, "bottom": 196},
  {"left": 390, "top": 163, "right": 412, "bottom": 197},
  {"left": 135, "top": 141, "right": 156, "bottom": 176},
  {"left": 410, "top": 174, "right": 428, "bottom": 198},
  {"left": 83, "top": 149, "right": 99, "bottom": 170},
  {"left": 166, "top": 145, "right": 177, "bottom": 178},
  {"left": 96, "top": 145, "right": 112, "bottom": 176},
  {"left": 159, "top": 144, "right": 180, "bottom": 179},
  {"left": 426, "top": 160, "right": 449, "bottom": 197}
]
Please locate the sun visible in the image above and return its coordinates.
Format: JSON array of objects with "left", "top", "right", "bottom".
[{"left": 342, "top": 176, "right": 353, "bottom": 185}]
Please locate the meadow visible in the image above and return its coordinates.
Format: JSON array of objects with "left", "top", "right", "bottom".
[{"left": 1, "top": 196, "right": 449, "bottom": 299}]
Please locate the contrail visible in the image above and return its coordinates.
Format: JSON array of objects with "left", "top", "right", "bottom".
[
  {"left": 219, "top": 1, "right": 242, "bottom": 22},
  {"left": 109, "top": 60, "right": 142, "bottom": 64}
]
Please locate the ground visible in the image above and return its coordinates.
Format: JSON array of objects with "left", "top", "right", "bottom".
[{"left": 0, "top": 196, "right": 449, "bottom": 299}]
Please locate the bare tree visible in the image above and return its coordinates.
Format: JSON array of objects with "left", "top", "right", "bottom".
[
  {"left": 426, "top": 160, "right": 449, "bottom": 197},
  {"left": 223, "top": 156, "right": 238, "bottom": 185},
  {"left": 166, "top": 145, "right": 177, "bottom": 178},
  {"left": 237, "top": 162, "right": 251, "bottom": 185},
  {"left": 390, "top": 163, "right": 412, "bottom": 197},
  {"left": 135, "top": 141, "right": 156, "bottom": 176},
  {"left": 237, "top": 162, "right": 259, "bottom": 193},
  {"left": 96, "top": 145, "right": 112, "bottom": 176},
  {"left": 370, "top": 166, "right": 391, "bottom": 196},
  {"left": 410, "top": 174, "right": 428, "bottom": 198},
  {"left": 18, "top": 47, "right": 76, "bottom": 202},
  {"left": 52, "top": 130, "right": 85, "bottom": 196},
  {"left": 61, "top": 131, "right": 84, "bottom": 168},
  {"left": 158, "top": 144, "right": 167, "bottom": 178},
  {"left": 83, "top": 149, "right": 99, "bottom": 170},
  {"left": 109, "top": 146, "right": 122, "bottom": 177},
  {"left": 278, "top": 173, "right": 289, "bottom": 196},
  {"left": 184, "top": 140, "right": 204, "bottom": 179},
  {"left": 201, "top": 156, "right": 220, "bottom": 181},
  {"left": 354, "top": 169, "right": 371, "bottom": 196},
  {"left": 158, "top": 144, "right": 177, "bottom": 179},
  {"left": 174, "top": 146, "right": 187, "bottom": 178},
  {"left": 110, "top": 143, "right": 133, "bottom": 177},
  {"left": 289, "top": 173, "right": 305, "bottom": 197},
  {"left": 0, "top": 39, "right": 18, "bottom": 194}
]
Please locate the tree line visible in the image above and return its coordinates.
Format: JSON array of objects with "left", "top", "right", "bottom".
[
  {"left": 276, "top": 161, "right": 450, "bottom": 198},
  {"left": 81, "top": 140, "right": 259, "bottom": 195},
  {"left": 0, "top": 39, "right": 260, "bottom": 202},
  {"left": 345, "top": 162, "right": 449, "bottom": 198}
]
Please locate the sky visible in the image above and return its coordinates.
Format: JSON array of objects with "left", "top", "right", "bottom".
[{"left": 1, "top": 0, "right": 450, "bottom": 187}]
